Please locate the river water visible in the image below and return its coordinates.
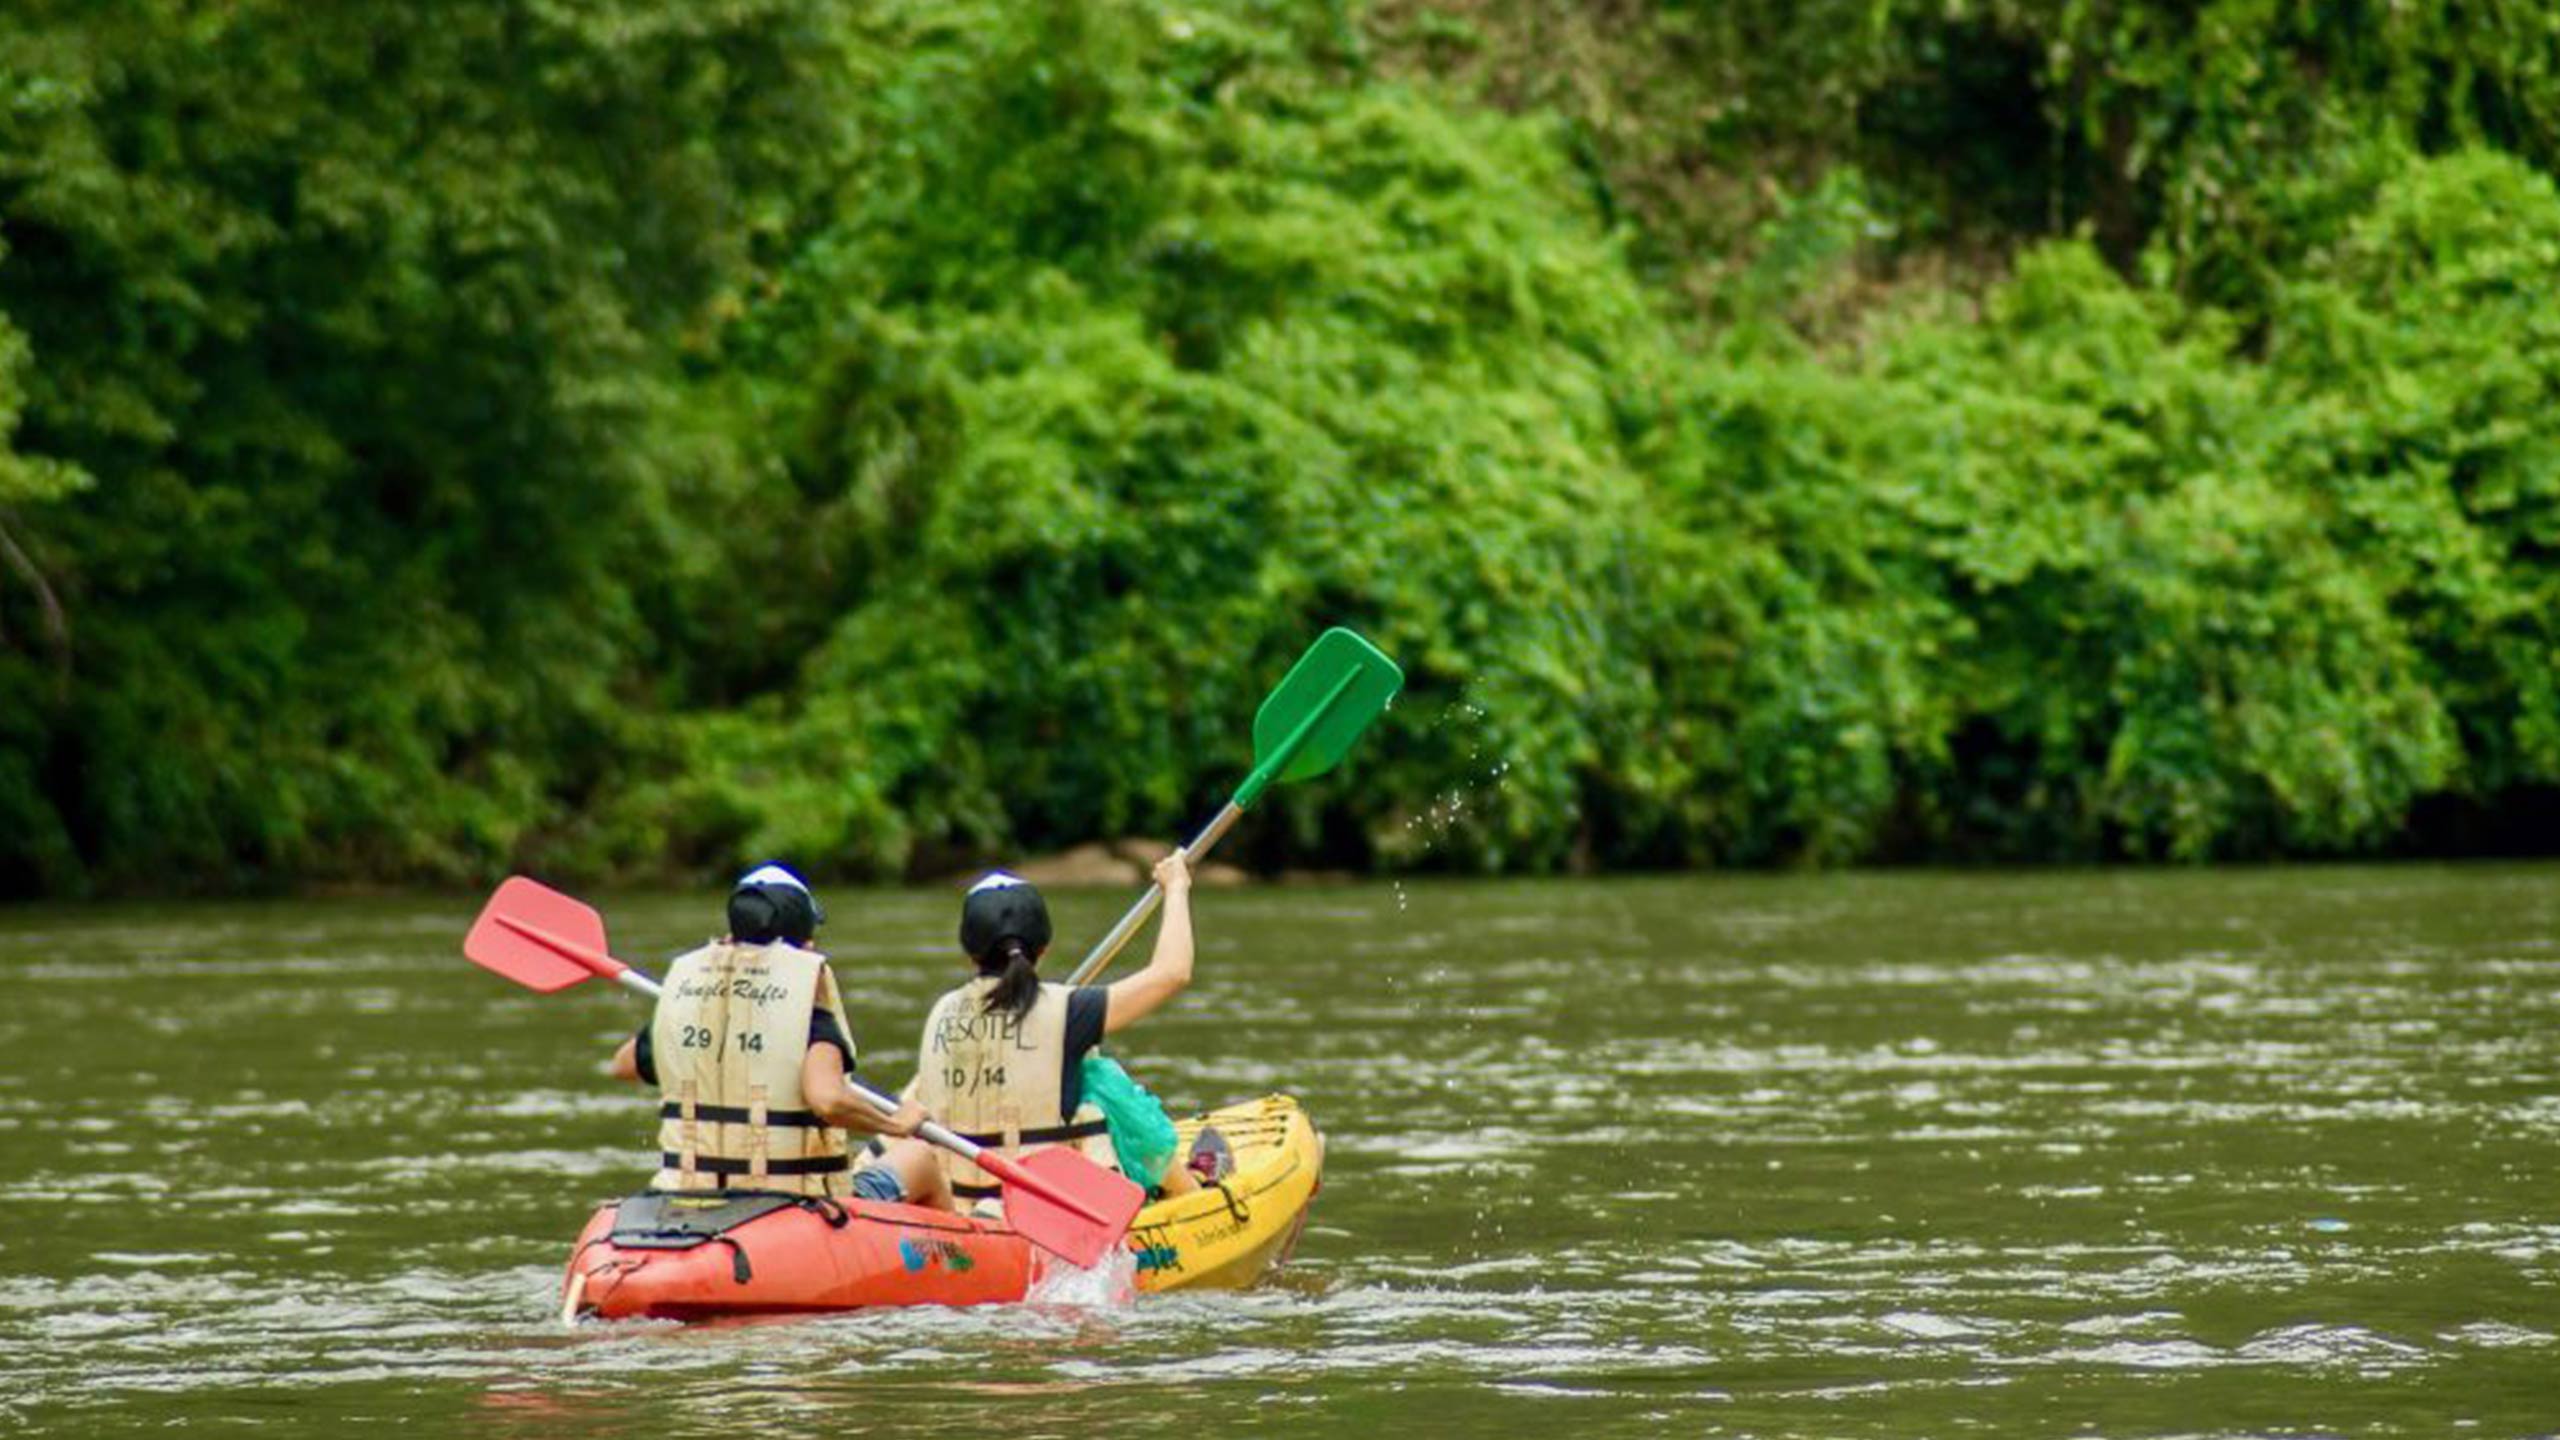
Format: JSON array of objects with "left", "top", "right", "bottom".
[{"left": 2, "top": 866, "right": 2555, "bottom": 1437}]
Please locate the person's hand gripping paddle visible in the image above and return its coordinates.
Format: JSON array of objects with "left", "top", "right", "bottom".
[
  {"left": 1066, "top": 626, "right": 1405, "bottom": 986},
  {"left": 462, "top": 877, "right": 1145, "bottom": 1269}
]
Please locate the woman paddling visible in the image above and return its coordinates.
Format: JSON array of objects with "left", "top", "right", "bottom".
[
  {"left": 606, "top": 864, "right": 947, "bottom": 1208},
  {"left": 883, "top": 853, "right": 1211, "bottom": 1211}
]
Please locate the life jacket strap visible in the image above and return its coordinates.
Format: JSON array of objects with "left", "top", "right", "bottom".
[
  {"left": 947, "top": 1117, "right": 1114, "bottom": 1201},
  {"left": 679, "top": 1085, "right": 700, "bottom": 1181},
  {"left": 748, "top": 1085, "right": 771, "bottom": 1182},
  {"left": 658, "top": 1152, "right": 851, "bottom": 1177},
  {"left": 952, "top": 1117, "right": 1109, "bottom": 1149},
  {"left": 658, "top": 1101, "right": 830, "bottom": 1129}
]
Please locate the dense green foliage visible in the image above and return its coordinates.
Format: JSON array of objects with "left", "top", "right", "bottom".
[
  {"left": 1374, "top": 0, "right": 2560, "bottom": 315},
  {"left": 1, "top": 0, "right": 2555, "bottom": 893},
  {"left": 0, "top": 0, "right": 854, "bottom": 891}
]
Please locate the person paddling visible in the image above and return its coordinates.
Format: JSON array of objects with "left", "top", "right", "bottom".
[
  {"left": 880, "top": 854, "right": 1210, "bottom": 1212},
  {"left": 607, "top": 864, "right": 946, "bottom": 1208}
]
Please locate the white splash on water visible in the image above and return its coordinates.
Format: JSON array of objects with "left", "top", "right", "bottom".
[
  {"left": 1395, "top": 698, "right": 1515, "bottom": 863},
  {"left": 1025, "top": 1245, "right": 1139, "bottom": 1307}
]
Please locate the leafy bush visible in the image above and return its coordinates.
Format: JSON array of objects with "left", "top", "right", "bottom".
[
  {"left": 2268, "top": 150, "right": 2560, "bottom": 803},
  {"left": 596, "top": 1, "right": 1683, "bottom": 876},
  {"left": 0, "top": 0, "right": 852, "bottom": 891}
]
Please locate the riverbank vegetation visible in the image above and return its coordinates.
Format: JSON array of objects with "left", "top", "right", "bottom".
[{"left": 3, "top": 0, "right": 2555, "bottom": 894}]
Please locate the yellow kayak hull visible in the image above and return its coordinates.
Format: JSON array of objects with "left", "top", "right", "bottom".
[{"left": 1130, "top": 1093, "right": 1325, "bottom": 1292}]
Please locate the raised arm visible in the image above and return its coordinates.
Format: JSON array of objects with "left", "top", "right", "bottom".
[{"left": 1103, "top": 852, "right": 1194, "bottom": 1035}]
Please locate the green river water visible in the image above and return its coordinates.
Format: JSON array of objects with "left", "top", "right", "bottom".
[{"left": 2, "top": 866, "right": 2555, "bottom": 1437}]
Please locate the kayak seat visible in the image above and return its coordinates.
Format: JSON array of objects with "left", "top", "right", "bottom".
[
  {"left": 1187, "top": 1126, "right": 1236, "bottom": 1184},
  {"left": 608, "top": 1190, "right": 847, "bottom": 1250}
]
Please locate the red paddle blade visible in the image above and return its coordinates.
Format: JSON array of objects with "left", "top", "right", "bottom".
[
  {"left": 988, "top": 1148, "right": 1147, "bottom": 1269},
  {"left": 464, "top": 877, "right": 610, "bottom": 994}
]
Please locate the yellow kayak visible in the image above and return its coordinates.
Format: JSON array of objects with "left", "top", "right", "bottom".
[{"left": 1133, "top": 1093, "right": 1325, "bottom": 1291}]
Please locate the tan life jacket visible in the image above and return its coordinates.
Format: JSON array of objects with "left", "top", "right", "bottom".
[
  {"left": 649, "top": 940, "right": 853, "bottom": 1198},
  {"left": 911, "top": 977, "right": 1114, "bottom": 1201}
]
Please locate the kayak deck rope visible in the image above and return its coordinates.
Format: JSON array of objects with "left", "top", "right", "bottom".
[{"left": 562, "top": 1255, "right": 650, "bottom": 1325}]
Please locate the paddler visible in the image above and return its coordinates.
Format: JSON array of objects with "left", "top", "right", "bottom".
[
  {"left": 607, "top": 863, "right": 947, "bottom": 1208},
  {"left": 875, "top": 853, "right": 1218, "bottom": 1211}
]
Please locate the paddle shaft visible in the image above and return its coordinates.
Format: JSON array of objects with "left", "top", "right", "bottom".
[
  {"left": 1062, "top": 802, "right": 1238, "bottom": 987},
  {"left": 1063, "top": 665, "right": 1364, "bottom": 988}
]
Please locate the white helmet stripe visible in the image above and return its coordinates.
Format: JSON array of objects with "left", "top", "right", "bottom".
[{"left": 737, "top": 864, "right": 812, "bottom": 894}]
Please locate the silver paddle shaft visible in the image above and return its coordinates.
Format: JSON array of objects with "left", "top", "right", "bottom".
[{"left": 1063, "top": 801, "right": 1242, "bottom": 987}]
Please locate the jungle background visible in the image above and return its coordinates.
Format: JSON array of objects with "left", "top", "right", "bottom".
[{"left": 3, "top": 0, "right": 2557, "bottom": 896}]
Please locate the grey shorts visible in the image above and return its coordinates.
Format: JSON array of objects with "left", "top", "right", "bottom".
[{"left": 849, "top": 1164, "right": 905, "bottom": 1204}]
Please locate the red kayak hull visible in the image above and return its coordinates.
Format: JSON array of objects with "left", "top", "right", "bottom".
[{"left": 563, "top": 1197, "right": 1042, "bottom": 1320}]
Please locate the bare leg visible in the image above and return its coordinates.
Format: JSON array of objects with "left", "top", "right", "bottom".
[
  {"left": 881, "top": 1137, "right": 952, "bottom": 1211},
  {"left": 1157, "top": 1161, "right": 1199, "bottom": 1197}
]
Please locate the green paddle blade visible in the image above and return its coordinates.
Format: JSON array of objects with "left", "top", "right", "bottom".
[{"left": 1237, "top": 627, "right": 1404, "bottom": 808}]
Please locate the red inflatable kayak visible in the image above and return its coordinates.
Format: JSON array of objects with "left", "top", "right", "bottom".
[
  {"left": 560, "top": 1094, "right": 1322, "bottom": 1321},
  {"left": 561, "top": 1193, "right": 1041, "bottom": 1319}
]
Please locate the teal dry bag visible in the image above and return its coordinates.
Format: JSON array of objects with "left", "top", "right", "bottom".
[{"left": 1079, "top": 1052, "right": 1180, "bottom": 1185}]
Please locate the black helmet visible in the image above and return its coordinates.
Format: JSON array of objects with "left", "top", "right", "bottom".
[
  {"left": 728, "top": 862, "right": 824, "bottom": 945},
  {"left": 959, "top": 871, "right": 1051, "bottom": 960}
]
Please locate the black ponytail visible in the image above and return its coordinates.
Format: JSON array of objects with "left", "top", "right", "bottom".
[{"left": 981, "top": 937, "right": 1041, "bottom": 1021}]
